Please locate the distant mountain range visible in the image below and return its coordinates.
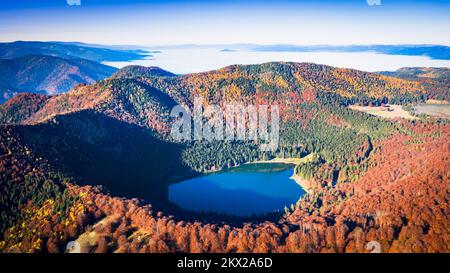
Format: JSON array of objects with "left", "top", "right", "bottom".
[
  {"left": 1, "top": 40, "right": 449, "bottom": 104},
  {"left": 252, "top": 44, "right": 450, "bottom": 60},
  {"left": 151, "top": 43, "right": 450, "bottom": 60},
  {"left": 0, "top": 41, "right": 158, "bottom": 102},
  {"left": 0, "top": 41, "right": 149, "bottom": 62},
  {"left": 0, "top": 55, "right": 118, "bottom": 102},
  {"left": 2, "top": 41, "right": 449, "bottom": 61}
]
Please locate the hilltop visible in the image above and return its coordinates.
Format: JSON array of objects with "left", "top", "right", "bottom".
[
  {"left": 379, "top": 67, "right": 450, "bottom": 100},
  {"left": 380, "top": 67, "right": 450, "bottom": 81},
  {"left": 112, "top": 65, "right": 176, "bottom": 78}
]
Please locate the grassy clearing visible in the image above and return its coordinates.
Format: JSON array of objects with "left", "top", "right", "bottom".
[
  {"left": 413, "top": 104, "right": 450, "bottom": 119},
  {"left": 425, "top": 99, "right": 449, "bottom": 105},
  {"left": 349, "top": 104, "right": 418, "bottom": 120}
]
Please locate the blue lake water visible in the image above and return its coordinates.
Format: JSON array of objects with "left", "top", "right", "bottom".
[{"left": 168, "top": 163, "right": 305, "bottom": 217}]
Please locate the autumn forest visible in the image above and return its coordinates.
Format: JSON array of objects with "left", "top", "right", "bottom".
[{"left": 0, "top": 60, "right": 448, "bottom": 253}]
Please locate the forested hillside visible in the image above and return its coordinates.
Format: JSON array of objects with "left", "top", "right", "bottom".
[
  {"left": 0, "top": 120, "right": 447, "bottom": 253},
  {"left": 0, "top": 55, "right": 117, "bottom": 103},
  {"left": 0, "top": 93, "right": 50, "bottom": 124},
  {"left": 142, "top": 62, "right": 427, "bottom": 106},
  {"left": 0, "top": 62, "right": 448, "bottom": 253},
  {"left": 112, "top": 65, "right": 176, "bottom": 78},
  {"left": 1, "top": 62, "right": 428, "bottom": 126},
  {"left": 379, "top": 67, "right": 450, "bottom": 100}
]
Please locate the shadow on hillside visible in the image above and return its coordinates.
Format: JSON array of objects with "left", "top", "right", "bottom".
[
  {"left": 13, "top": 110, "right": 285, "bottom": 225},
  {"left": 14, "top": 110, "right": 194, "bottom": 202}
]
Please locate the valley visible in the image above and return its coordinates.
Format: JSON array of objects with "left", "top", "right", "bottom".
[{"left": 0, "top": 61, "right": 448, "bottom": 253}]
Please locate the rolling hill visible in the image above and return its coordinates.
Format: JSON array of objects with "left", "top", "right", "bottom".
[
  {"left": 380, "top": 67, "right": 450, "bottom": 82},
  {"left": 0, "top": 62, "right": 428, "bottom": 126},
  {"left": 112, "top": 65, "right": 176, "bottom": 78},
  {"left": 0, "top": 41, "right": 148, "bottom": 62},
  {"left": 0, "top": 55, "right": 118, "bottom": 103},
  {"left": 379, "top": 67, "right": 450, "bottom": 100}
]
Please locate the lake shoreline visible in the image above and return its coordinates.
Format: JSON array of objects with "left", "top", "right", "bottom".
[
  {"left": 249, "top": 157, "right": 312, "bottom": 194},
  {"left": 201, "top": 157, "right": 313, "bottom": 194},
  {"left": 170, "top": 160, "right": 304, "bottom": 217},
  {"left": 289, "top": 173, "right": 312, "bottom": 194}
]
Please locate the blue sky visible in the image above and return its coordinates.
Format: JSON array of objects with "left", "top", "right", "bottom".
[{"left": 1, "top": 0, "right": 449, "bottom": 46}]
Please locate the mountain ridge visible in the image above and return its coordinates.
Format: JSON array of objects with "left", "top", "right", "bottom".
[
  {"left": 0, "top": 62, "right": 431, "bottom": 128},
  {"left": 0, "top": 41, "right": 148, "bottom": 62},
  {"left": 0, "top": 55, "right": 118, "bottom": 103}
]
